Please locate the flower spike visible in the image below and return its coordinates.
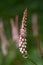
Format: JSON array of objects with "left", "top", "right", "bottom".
[{"left": 19, "top": 8, "right": 28, "bottom": 58}]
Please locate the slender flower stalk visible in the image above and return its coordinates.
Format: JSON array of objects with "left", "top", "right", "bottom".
[
  {"left": 0, "top": 19, "right": 7, "bottom": 56},
  {"left": 15, "top": 15, "right": 18, "bottom": 29},
  {"left": 32, "top": 14, "right": 42, "bottom": 58},
  {"left": 10, "top": 16, "right": 19, "bottom": 47},
  {"left": 19, "top": 8, "right": 28, "bottom": 58},
  {"left": 32, "top": 14, "right": 38, "bottom": 37}
]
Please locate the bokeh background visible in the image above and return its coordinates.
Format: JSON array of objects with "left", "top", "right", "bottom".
[{"left": 0, "top": 0, "right": 43, "bottom": 65}]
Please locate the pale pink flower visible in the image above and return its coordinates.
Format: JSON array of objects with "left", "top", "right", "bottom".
[
  {"left": 10, "top": 16, "right": 19, "bottom": 47},
  {"left": 0, "top": 19, "right": 7, "bottom": 56}
]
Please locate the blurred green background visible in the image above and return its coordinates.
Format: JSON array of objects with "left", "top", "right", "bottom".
[{"left": 0, "top": 0, "right": 43, "bottom": 65}]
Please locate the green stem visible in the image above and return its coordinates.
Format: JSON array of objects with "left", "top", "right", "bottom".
[
  {"left": 26, "top": 55, "right": 37, "bottom": 65},
  {"left": 28, "top": 58, "right": 37, "bottom": 65}
]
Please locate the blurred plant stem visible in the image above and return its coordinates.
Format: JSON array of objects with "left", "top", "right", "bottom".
[
  {"left": 37, "top": 35, "right": 42, "bottom": 58},
  {"left": 32, "top": 14, "right": 42, "bottom": 58}
]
